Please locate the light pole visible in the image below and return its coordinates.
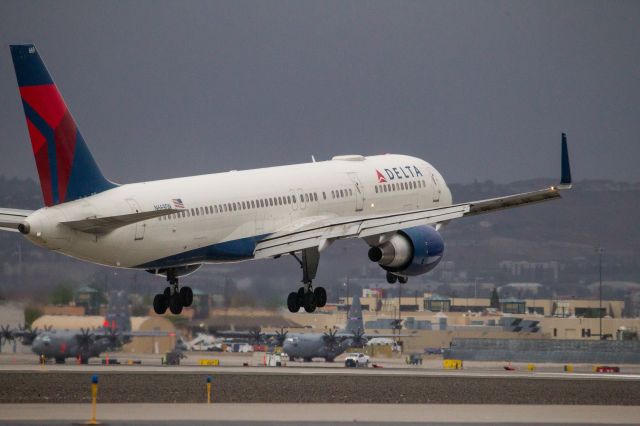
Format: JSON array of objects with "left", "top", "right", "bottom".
[{"left": 597, "top": 247, "right": 604, "bottom": 339}]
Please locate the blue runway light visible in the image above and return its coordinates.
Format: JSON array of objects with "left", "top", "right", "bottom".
[
  {"left": 207, "top": 376, "right": 212, "bottom": 383},
  {"left": 91, "top": 374, "right": 99, "bottom": 384}
]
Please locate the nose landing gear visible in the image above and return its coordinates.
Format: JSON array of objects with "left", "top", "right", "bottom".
[{"left": 152, "top": 269, "right": 193, "bottom": 315}]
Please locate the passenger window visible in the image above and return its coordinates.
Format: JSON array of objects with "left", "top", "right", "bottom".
[
  {"left": 304, "top": 194, "right": 308, "bottom": 202},
  {"left": 214, "top": 205, "right": 218, "bottom": 213},
  {"left": 314, "top": 193, "right": 318, "bottom": 201},
  {"left": 200, "top": 207, "right": 204, "bottom": 215},
  {"left": 250, "top": 200, "right": 255, "bottom": 209},
  {"left": 331, "top": 190, "right": 335, "bottom": 199},
  {"left": 278, "top": 196, "right": 282, "bottom": 205},
  {"left": 339, "top": 189, "right": 344, "bottom": 197},
  {"left": 322, "top": 192, "right": 326, "bottom": 200},
  {"left": 268, "top": 198, "right": 272, "bottom": 206},
  {"left": 241, "top": 201, "right": 246, "bottom": 210}
]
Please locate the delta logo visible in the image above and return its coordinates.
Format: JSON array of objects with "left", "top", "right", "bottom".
[{"left": 375, "top": 165, "right": 424, "bottom": 183}]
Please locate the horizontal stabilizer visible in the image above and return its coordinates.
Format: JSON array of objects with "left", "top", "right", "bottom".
[
  {"left": 62, "top": 209, "right": 179, "bottom": 234},
  {"left": 0, "top": 208, "right": 33, "bottom": 232}
]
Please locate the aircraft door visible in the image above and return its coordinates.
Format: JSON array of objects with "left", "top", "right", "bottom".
[
  {"left": 431, "top": 174, "right": 441, "bottom": 203},
  {"left": 347, "top": 173, "right": 364, "bottom": 211},
  {"left": 297, "top": 189, "right": 306, "bottom": 210},
  {"left": 125, "top": 198, "right": 145, "bottom": 241},
  {"left": 289, "top": 190, "right": 298, "bottom": 211}
]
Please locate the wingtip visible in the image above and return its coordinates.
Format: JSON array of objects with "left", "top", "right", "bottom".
[{"left": 560, "top": 132, "right": 572, "bottom": 188}]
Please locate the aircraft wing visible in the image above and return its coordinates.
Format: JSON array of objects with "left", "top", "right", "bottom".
[
  {"left": 61, "top": 209, "right": 180, "bottom": 234},
  {"left": 254, "top": 135, "right": 572, "bottom": 259},
  {"left": 253, "top": 205, "right": 469, "bottom": 259},
  {"left": 0, "top": 208, "right": 33, "bottom": 232}
]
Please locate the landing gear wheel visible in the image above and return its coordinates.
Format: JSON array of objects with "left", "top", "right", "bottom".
[
  {"left": 163, "top": 287, "right": 171, "bottom": 298},
  {"left": 287, "top": 292, "right": 300, "bottom": 313},
  {"left": 314, "top": 287, "right": 327, "bottom": 307},
  {"left": 153, "top": 294, "right": 168, "bottom": 315},
  {"left": 303, "top": 291, "right": 316, "bottom": 313},
  {"left": 386, "top": 272, "right": 398, "bottom": 284},
  {"left": 398, "top": 276, "right": 408, "bottom": 284},
  {"left": 180, "top": 287, "right": 193, "bottom": 307},
  {"left": 169, "top": 295, "right": 183, "bottom": 315}
]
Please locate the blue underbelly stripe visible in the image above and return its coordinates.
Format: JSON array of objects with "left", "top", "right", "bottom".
[{"left": 135, "top": 233, "right": 271, "bottom": 269}]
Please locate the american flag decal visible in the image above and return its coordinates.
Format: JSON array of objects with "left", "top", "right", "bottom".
[{"left": 172, "top": 198, "right": 184, "bottom": 209}]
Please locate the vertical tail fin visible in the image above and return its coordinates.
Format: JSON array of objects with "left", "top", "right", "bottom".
[
  {"left": 10, "top": 44, "right": 116, "bottom": 206},
  {"left": 344, "top": 294, "right": 364, "bottom": 333},
  {"left": 105, "top": 291, "right": 131, "bottom": 333}
]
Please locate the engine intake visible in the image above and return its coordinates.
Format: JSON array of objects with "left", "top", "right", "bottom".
[{"left": 368, "top": 225, "right": 445, "bottom": 276}]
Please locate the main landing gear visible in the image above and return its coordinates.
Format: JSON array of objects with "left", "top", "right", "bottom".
[
  {"left": 287, "top": 247, "right": 328, "bottom": 313},
  {"left": 153, "top": 269, "right": 193, "bottom": 315},
  {"left": 386, "top": 271, "right": 408, "bottom": 284}
]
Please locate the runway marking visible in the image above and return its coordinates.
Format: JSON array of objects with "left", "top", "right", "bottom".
[
  {"left": 0, "top": 403, "right": 639, "bottom": 424},
  {"left": 1, "top": 364, "right": 639, "bottom": 381}
]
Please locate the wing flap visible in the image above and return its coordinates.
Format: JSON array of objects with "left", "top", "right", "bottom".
[
  {"left": 0, "top": 208, "right": 33, "bottom": 232},
  {"left": 61, "top": 209, "right": 179, "bottom": 234}
]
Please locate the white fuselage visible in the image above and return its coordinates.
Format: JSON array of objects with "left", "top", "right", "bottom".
[{"left": 23, "top": 154, "right": 452, "bottom": 270}]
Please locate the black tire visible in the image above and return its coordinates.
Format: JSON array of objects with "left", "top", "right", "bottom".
[
  {"left": 163, "top": 287, "right": 171, "bottom": 298},
  {"left": 386, "top": 272, "right": 398, "bottom": 284},
  {"left": 287, "top": 292, "right": 300, "bottom": 313},
  {"left": 345, "top": 359, "right": 356, "bottom": 368},
  {"left": 314, "top": 287, "right": 327, "bottom": 308},
  {"left": 303, "top": 291, "right": 316, "bottom": 313},
  {"left": 180, "top": 286, "right": 193, "bottom": 307},
  {"left": 54, "top": 357, "right": 65, "bottom": 364},
  {"left": 297, "top": 287, "right": 305, "bottom": 304},
  {"left": 169, "top": 295, "right": 183, "bottom": 315},
  {"left": 80, "top": 355, "right": 89, "bottom": 365},
  {"left": 398, "top": 276, "right": 408, "bottom": 284},
  {"left": 153, "top": 294, "right": 168, "bottom": 315}
]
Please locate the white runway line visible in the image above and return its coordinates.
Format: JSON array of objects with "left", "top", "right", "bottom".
[
  {"left": 1, "top": 363, "right": 640, "bottom": 381},
  {"left": 0, "top": 403, "right": 639, "bottom": 424}
]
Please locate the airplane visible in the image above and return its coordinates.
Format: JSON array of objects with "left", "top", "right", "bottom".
[
  {"left": 30, "top": 290, "right": 167, "bottom": 363},
  {"left": 1, "top": 44, "right": 572, "bottom": 316},
  {"left": 282, "top": 294, "right": 398, "bottom": 362}
]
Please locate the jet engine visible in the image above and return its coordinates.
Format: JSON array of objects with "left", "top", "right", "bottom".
[{"left": 367, "top": 225, "right": 444, "bottom": 276}]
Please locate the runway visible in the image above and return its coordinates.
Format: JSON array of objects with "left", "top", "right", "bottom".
[
  {"left": 2, "top": 362, "right": 640, "bottom": 381},
  {"left": 1, "top": 403, "right": 639, "bottom": 425}
]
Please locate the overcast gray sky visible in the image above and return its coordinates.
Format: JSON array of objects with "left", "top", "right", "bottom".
[{"left": 1, "top": 0, "right": 638, "bottom": 185}]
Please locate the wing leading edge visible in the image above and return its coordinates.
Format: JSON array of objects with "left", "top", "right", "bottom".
[{"left": 254, "top": 134, "right": 572, "bottom": 259}]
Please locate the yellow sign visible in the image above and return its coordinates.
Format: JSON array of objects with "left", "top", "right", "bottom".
[
  {"left": 443, "top": 359, "right": 463, "bottom": 369},
  {"left": 199, "top": 359, "right": 220, "bottom": 366}
]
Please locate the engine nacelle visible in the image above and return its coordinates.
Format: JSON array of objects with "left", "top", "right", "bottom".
[{"left": 368, "top": 225, "right": 444, "bottom": 276}]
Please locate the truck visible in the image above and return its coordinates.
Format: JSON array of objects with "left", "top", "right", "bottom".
[{"left": 344, "top": 352, "right": 370, "bottom": 368}]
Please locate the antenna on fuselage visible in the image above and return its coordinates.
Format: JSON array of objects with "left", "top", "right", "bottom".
[{"left": 311, "top": 155, "right": 316, "bottom": 163}]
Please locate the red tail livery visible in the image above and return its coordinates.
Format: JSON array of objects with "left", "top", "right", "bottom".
[{"left": 10, "top": 44, "right": 116, "bottom": 206}]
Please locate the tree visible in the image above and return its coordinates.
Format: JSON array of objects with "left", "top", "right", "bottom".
[
  {"left": 24, "top": 305, "right": 43, "bottom": 327},
  {"left": 49, "top": 282, "right": 74, "bottom": 305},
  {"left": 490, "top": 287, "right": 500, "bottom": 309}
]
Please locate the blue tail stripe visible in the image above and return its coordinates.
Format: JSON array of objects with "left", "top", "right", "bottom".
[
  {"left": 65, "top": 130, "right": 117, "bottom": 200},
  {"left": 10, "top": 45, "right": 53, "bottom": 87},
  {"left": 21, "top": 100, "right": 59, "bottom": 204}
]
